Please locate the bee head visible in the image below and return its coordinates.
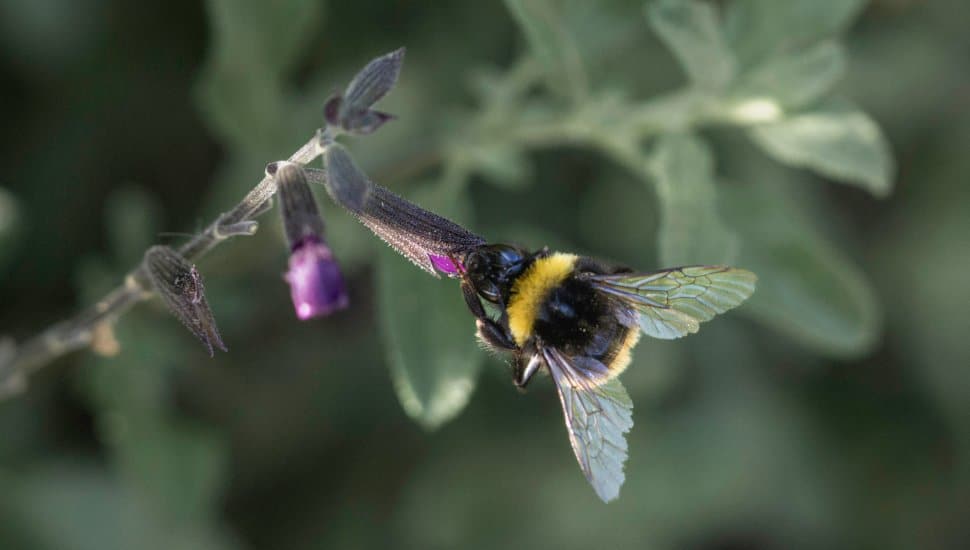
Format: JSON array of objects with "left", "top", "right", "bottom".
[{"left": 464, "top": 244, "right": 529, "bottom": 303}]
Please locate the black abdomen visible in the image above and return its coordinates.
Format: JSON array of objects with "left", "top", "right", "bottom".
[{"left": 533, "top": 276, "right": 631, "bottom": 369}]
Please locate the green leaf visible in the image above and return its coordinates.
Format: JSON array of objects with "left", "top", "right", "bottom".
[
  {"left": 647, "top": 133, "right": 739, "bottom": 266},
  {"left": 465, "top": 142, "right": 534, "bottom": 189},
  {"left": 504, "top": 0, "right": 588, "bottom": 101},
  {"left": 203, "top": 0, "right": 323, "bottom": 76},
  {"left": 196, "top": 64, "right": 287, "bottom": 151},
  {"left": 747, "top": 99, "right": 895, "bottom": 196},
  {"left": 377, "top": 186, "right": 483, "bottom": 430},
  {"left": 646, "top": 0, "right": 735, "bottom": 91},
  {"left": 0, "top": 187, "right": 21, "bottom": 278},
  {"left": 870, "top": 143, "right": 970, "bottom": 442},
  {"left": 116, "top": 423, "right": 227, "bottom": 525},
  {"left": 721, "top": 179, "right": 880, "bottom": 357},
  {"left": 17, "top": 465, "right": 156, "bottom": 550},
  {"left": 724, "top": 0, "right": 865, "bottom": 66},
  {"left": 196, "top": 0, "right": 323, "bottom": 148},
  {"left": 15, "top": 465, "right": 238, "bottom": 550},
  {"left": 729, "top": 41, "right": 845, "bottom": 110},
  {"left": 105, "top": 187, "right": 162, "bottom": 267},
  {"left": 0, "top": 337, "right": 22, "bottom": 399}
]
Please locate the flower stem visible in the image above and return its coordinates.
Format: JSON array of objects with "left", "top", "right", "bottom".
[
  {"left": 0, "top": 69, "right": 702, "bottom": 398},
  {"left": 0, "top": 136, "right": 323, "bottom": 397}
]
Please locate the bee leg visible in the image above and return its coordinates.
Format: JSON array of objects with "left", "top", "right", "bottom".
[
  {"left": 513, "top": 353, "right": 542, "bottom": 389},
  {"left": 462, "top": 280, "right": 516, "bottom": 350},
  {"left": 461, "top": 279, "right": 488, "bottom": 319},
  {"left": 476, "top": 319, "right": 516, "bottom": 350}
]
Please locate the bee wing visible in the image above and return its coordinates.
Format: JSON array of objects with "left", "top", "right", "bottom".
[
  {"left": 541, "top": 346, "right": 633, "bottom": 503},
  {"left": 589, "top": 266, "right": 757, "bottom": 339},
  {"left": 323, "top": 143, "right": 486, "bottom": 276}
]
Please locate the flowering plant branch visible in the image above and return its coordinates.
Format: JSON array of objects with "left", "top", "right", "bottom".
[
  {"left": 0, "top": 1, "right": 896, "bottom": 405},
  {"left": 0, "top": 49, "right": 406, "bottom": 399}
]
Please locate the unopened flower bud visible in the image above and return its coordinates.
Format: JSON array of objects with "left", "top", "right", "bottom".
[
  {"left": 143, "top": 246, "right": 226, "bottom": 356},
  {"left": 275, "top": 163, "right": 349, "bottom": 319},
  {"left": 276, "top": 163, "right": 326, "bottom": 248},
  {"left": 324, "top": 48, "right": 404, "bottom": 135}
]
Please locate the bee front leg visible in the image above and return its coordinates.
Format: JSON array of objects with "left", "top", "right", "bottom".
[
  {"left": 512, "top": 353, "right": 542, "bottom": 389},
  {"left": 461, "top": 280, "right": 516, "bottom": 350},
  {"left": 461, "top": 279, "right": 488, "bottom": 320},
  {"left": 475, "top": 319, "right": 516, "bottom": 351}
]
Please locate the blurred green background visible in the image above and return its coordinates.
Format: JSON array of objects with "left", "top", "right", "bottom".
[{"left": 1, "top": 0, "right": 968, "bottom": 548}]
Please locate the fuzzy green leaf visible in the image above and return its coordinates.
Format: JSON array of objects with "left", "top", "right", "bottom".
[
  {"left": 378, "top": 187, "right": 482, "bottom": 430},
  {"left": 203, "top": 0, "right": 323, "bottom": 76},
  {"left": 466, "top": 142, "right": 534, "bottom": 189},
  {"left": 747, "top": 99, "right": 895, "bottom": 196},
  {"left": 722, "top": 179, "right": 880, "bottom": 356},
  {"left": 116, "top": 424, "right": 227, "bottom": 525},
  {"left": 724, "top": 0, "right": 865, "bottom": 67},
  {"left": 729, "top": 41, "right": 845, "bottom": 110},
  {"left": 15, "top": 466, "right": 236, "bottom": 550},
  {"left": 196, "top": 0, "right": 323, "bottom": 148},
  {"left": 504, "top": 0, "right": 588, "bottom": 101},
  {"left": 105, "top": 187, "right": 162, "bottom": 268},
  {"left": 646, "top": 0, "right": 735, "bottom": 91},
  {"left": 0, "top": 187, "right": 21, "bottom": 278},
  {"left": 648, "top": 133, "right": 739, "bottom": 266}
]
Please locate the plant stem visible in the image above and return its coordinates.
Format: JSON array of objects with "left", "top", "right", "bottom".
[
  {"left": 0, "top": 136, "right": 323, "bottom": 398},
  {"left": 0, "top": 72, "right": 701, "bottom": 398}
]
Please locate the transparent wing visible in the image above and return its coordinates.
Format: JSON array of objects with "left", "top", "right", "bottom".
[
  {"left": 542, "top": 346, "right": 633, "bottom": 503},
  {"left": 590, "top": 266, "right": 756, "bottom": 339},
  {"left": 323, "top": 143, "right": 486, "bottom": 276}
]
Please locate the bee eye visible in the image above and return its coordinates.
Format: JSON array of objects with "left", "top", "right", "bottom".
[
  {"left": 496, "top": 246, "right": 523, "bottom": 265},
  {"left": 465, "top": 254, "right": 481, "bottom": 272}
]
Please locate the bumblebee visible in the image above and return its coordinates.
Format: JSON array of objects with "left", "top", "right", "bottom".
[
  {"left": 322, "top": 143, "right": 757, "bottom": 502},
  {"left": 466, "top": 246, "right": 647, "bottom": 380}
]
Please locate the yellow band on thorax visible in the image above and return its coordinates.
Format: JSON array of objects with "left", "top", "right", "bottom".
[{"left": 506, "top": 253, "right": 578, "bottom": 346}]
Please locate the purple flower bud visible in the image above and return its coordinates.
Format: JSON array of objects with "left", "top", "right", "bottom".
[
  {"left": 274, "top": 162, "right": 349, "bottom": 319},
  {"left": 285, "top": 237, "right": 349, "bottom": 319}
]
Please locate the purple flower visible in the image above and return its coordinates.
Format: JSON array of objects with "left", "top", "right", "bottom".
[
  {"left": 285, "top": 237, "right": 349, "bottom": 320},
  {"left": 429, "top": 254, "right": 462, "bottom": 275},
  {"left": 272, "top": 162, "right": 349, "bottom": 320}
]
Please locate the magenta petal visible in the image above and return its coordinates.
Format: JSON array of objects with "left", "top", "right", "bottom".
[
  {"left": 429, "top": 254, "right": 461, "bottom": 275},
  {"left": 286, "top": 240, "right": 349, "bottom": 320}
]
